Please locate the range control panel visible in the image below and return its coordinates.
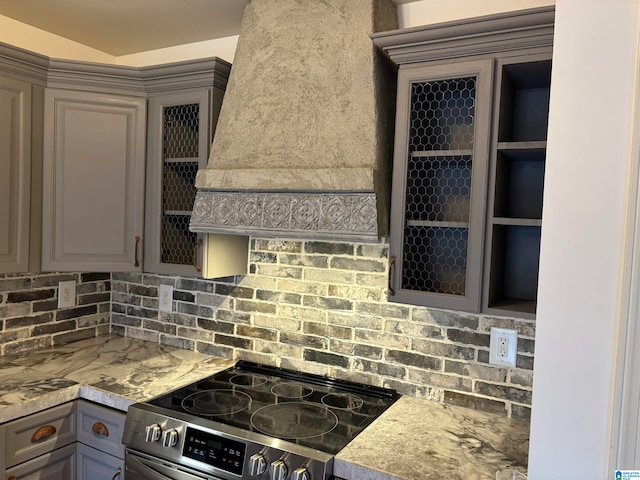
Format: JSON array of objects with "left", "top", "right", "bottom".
[{"left": 182, "top": 427, "right": 246, "bottom": 476}]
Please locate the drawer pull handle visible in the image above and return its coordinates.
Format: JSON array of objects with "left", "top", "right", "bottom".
[
  {"left": 193, "top": 238, "right": 203, "bottom": 273},
  {"left": 388, "top": 255, "right": 396, "bottom": 296},
  {"left": 134, "top": 235, "right": 141, "bottom": 267},
  {"left": 30, "top": 424, "right": 56, "bottom": 443},
  {"left": 8, "top": 476, "right": 16, "bottom": 480},
  {"left": 112, "top": 467, "right": 122, "bottom": 480},
  {"left": 92, "top": 421, "right": 109, "bottom": 437}
]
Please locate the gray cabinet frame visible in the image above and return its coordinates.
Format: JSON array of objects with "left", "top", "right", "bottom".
[
  {"left": 388, "top": 60, "right": 493, "bottom": 312},
  {"left": 374, "top": 6, "right": 554, "bottom": 316}
]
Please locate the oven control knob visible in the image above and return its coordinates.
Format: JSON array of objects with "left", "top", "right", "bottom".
[
  {"left": 249, "top": 453, "right": 267, "bottom": 476},
  {"left": 292, "top": 467, "right": 311, "bottom": 480},
  {"left": 144, "top": 424, "right": 162, "bottom": 442},
  {"left": 161, "top": 428, "right": 179, "bottom": 448},
  {"left": 270, "top": 459, "right": 288, "bottom": 480}
]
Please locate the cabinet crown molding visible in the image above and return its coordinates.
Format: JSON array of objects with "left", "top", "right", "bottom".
[
  {"left": 372, "top": 6, "right": 554, "bottom": 64},
  {"left": 0, "top": 41, "right": 231, "bottom": 94}
]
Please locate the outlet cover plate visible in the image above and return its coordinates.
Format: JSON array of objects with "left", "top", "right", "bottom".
[
  {"left": 58, "top": 280, "right": 76, "bottom": 308},
  {"left": 489, "top": 327, "right": 518, "bottom": 367},
  {"left": 158, "top": 284, "right": 173, "bottom": 312}
]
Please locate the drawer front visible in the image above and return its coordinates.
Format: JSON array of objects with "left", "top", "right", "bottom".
[
  {"left": 76, "top": 400, "right": 125, "bottom": 459},
  {"left": 3, "top": 402, "right": 77, "bottom": 469},
  {"left": 5, "top": 442, "right": 76, "bottom": 480}
]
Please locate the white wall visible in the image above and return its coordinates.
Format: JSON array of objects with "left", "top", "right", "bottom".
[
  {"left": 0, "top": 14, "right": 237, "bottom": 66},
  {"left": 116, "top": 36, "right": 238, "bottom": 66},
  {"left": 396, "top": 0, "right": 554, "bottom": 28},
  {"left": 529, "top": 0, "right": 640, "bottom": 478},
  {"left": 0, "top": 15, "right": 115, "bottom": 63}
]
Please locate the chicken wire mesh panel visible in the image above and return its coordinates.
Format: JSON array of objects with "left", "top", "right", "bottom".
[
  {"left": 405, "top": 155, "right": 472, "bottom": 223},
  {"left": 402, "top": 226, "right": 468, "bottom": 296},
  {"left": 163, "top": 103, "right": 200, "bottom": 158},
  {"left": 161, "top": 215, "right": 198, "bottom": 265},
  {"left": 409, "top": 77, "right": 476, "bottom": 152},
  {"left": 161, "top": 103, "right": 201, "bottom": 266}
]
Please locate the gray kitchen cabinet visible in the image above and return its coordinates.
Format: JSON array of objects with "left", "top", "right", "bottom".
[
  {"left": 0, "top": 72, "right": 43, "bottom": 275},
  {"left": 5, "top": 444, "right": 76, "bottom": 480},
  {"left": 76, "top": 444, "right": 122, "bottom": 480},
  {"left": 374, "top": 7, "right": 554, "bottom": 318},
  {"left": 386, "top": 59, "right": 494, "bottom": 313},
  {"left": 145, "top": 88, "right": 221, "bottom": 276},
  {"left": 0, "top": 75, "right": 32, "bottom": 274},
  {"left": 483, "top": 54, "right": 552, "bottom": 318},
  {"left": 143, "top": 59, "right": 249, "bottom": 279},
  {"left": 76, "top": 400, "right": 125, "bottom": 480},
  {"left": 42, "top": 87, "right": 146, "bottom": 273},
  {"left": 0, "top": 402, "right": 77, "bottom": 479}
]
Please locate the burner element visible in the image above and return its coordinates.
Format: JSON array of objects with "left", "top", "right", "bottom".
[
  {"left": 229, "top": 373, "right": 268, "bottom": 387},
  {"left": 251, "top": 402, "right": 338, "bottom": 439},
  {"left": 321, "top": 393, "right": 364, "bottom": 410},
  {"left": 182, "top": 389, "right": 252, "bottom": 416},
  {"left": 270, "top": 382, "right": 313, "bottom": 399}
]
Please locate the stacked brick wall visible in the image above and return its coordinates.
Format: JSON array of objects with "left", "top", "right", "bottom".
[
  {"left": 0, "top": 272, "right": 111, "bottom": 356},
  {"left": 111, "top": 238, "right": 534, "bottom": 420}
]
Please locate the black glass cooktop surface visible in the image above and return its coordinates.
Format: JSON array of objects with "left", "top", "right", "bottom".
[{"left": 148, "top": 361, "right": 400, "bottom": 455}]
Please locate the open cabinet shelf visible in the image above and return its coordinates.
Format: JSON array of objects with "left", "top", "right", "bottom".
[{"left": 484, "top": 55, "right": 552, "bottom": 318}]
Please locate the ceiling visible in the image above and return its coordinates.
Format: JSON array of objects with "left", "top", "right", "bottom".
[{"left": 0, "top": 0, "right": 251, "bottom": 56}]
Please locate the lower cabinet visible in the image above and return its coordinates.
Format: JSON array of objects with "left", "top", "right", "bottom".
[
  {"left": 76, "top": 400, "right": 125, "bottom": 480},
  {"left": 1, "top": 400, "right": 125, "bottom": 480},
  {"left": 5, "top": 444, "right": 76, "bottom": 480},
  {"left": 76, "top": 444, "right": 123, "bottom": 480}
]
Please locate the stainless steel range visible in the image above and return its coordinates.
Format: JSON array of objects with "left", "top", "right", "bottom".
[{"left": 122, "top": 361, "right": 399, "bottom": 480}]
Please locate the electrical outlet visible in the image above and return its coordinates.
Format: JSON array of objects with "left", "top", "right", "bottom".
[
  {"left": 489, "top": 327, "right": 518, "bottom": 367},
  {"left": 158, "top": 284, "right": 173, "bottom": 312},
  {"left": 57, "top": 280, "right": 76, "bottom": 308}
]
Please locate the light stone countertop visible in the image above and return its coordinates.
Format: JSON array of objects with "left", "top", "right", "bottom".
[
  {"left": 334, "top": 396, "right": 529, "bottom": 480},
  {"left": 0, "top": 334, "right": 529, "bottom": 480},
  {"left": 0, "top": 334, "right": 234, "bottom": 423}
]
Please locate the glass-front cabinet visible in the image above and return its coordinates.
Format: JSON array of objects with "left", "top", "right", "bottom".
[
  {"left": 145, "top": 89, "right": 218, "bottom": 276},
  {"left": 389, "top": 61, "right": 493, "bottom": 312},
  {"left": 375, "top": 7, "right": 554, "bottom": 318}
]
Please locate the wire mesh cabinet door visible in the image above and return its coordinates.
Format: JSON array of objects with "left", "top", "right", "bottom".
[
  {"left": 388, "top": 59, "right": 493, "bottom": 312},
  {"left": 145, "top": 89, "right": 214, "bottom": 276}
]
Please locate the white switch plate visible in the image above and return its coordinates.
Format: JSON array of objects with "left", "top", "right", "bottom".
[
  {"left": 489, "top": 327, "right": 518, "bottom": 367},
  {"left": 58, "top": 280, "right": 76, "bottom": 308},
  {"left": 158, "top": 284, "right": 173, "bottom": 312}
]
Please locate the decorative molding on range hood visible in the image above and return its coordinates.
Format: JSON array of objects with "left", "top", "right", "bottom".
[{"left": 191, "top": 191, "right": 378, "bottom": 241}]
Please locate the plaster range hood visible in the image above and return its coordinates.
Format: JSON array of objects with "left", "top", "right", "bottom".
[{"left": 190, "top": 0, "right": 398, "bottom": 242}]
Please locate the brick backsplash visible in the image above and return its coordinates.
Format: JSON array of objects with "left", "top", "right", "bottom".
[
  {"left": 0, "top": 272, "right": 111, "bottom": 356},
  {"left": 110, "top": 238, "right": 535, "bottom": 421}
]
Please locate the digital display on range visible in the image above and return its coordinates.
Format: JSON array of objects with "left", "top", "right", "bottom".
[{"left": 182, "top": 427, "right": 245, "bottom": 475}]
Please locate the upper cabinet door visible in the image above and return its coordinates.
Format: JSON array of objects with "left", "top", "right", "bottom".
[
  {"left": 388, "top": 60, "right": 494, "bottom": 312},
  {"left": 144, "top": 89, "right": 212, "bottom": 277},
  {"left": 0, "top": 76, "right": 32, "bottom": 274},
  {"left": 42, "top": 89, "right": 146, "bottom": 272}
]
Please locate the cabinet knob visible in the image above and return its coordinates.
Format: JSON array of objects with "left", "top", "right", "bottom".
[
  {"left": 193, "top": 238, "right": 203, "bottom": 273},
  {"left": 8, "top": 476, "right": 16, "bottom": 480},
  {"left": 30, "top": 424, "right": 57, "bottom": 443},
  {"left": 92, "top": 421, "right": 109, "bottom": 437}
]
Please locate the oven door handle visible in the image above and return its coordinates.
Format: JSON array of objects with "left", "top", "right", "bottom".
[{"left": 126, "top": 452, "right": 215, "bottom": 480}]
